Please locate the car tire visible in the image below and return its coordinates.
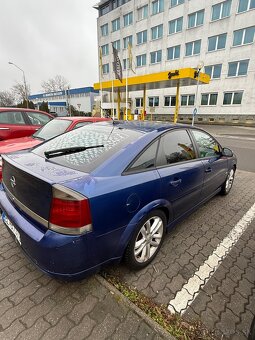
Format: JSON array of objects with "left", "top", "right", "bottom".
[
  {"left": 221, "top": 167, "right": 235, "bottom": 195},
  {"left": 249, "top": 316, "right": 255, "bottom": 340},
  {"left": 124, "top": 210, "right": 166, "bottom": 270}
]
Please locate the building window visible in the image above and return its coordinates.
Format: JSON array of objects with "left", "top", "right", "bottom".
[
  {"left": 152, "top": 0, "right": 164, "bottom": 15},
  {"left": 101, "top": 23, "right": 108, "bottom": 36},
  {"left": 181, "top": 95, "right": 195, "bottom": 106},
  {"left": 223, "top": 91, "right": 243, "bottom": 105},
  {"left": 188, "top": 10, "right": 204, "bottom": 28},
  {"left": 164, "top": 96, "right": 176, "bottom": 106},
  {"left": 101, "top": 44, "right": 109, "bottom": 56},
  {"left": 204, "top": 64, "right": 222, "bottom": 79},
  {"left": 137, "top": 5, "right": 148, "bottom": 20},
  {"left": 171, "top": 0, "right": 185, "bottom": 7},
  {"left": 150, "top": 50, "right": 162, "bottom": 64},
  {"left": 208, "top": 33, "right": 227, "bottom": 51},
  {"left": 185, "top": 40, "right": 201, "bottom": 56},
  {"left": 112, "top": 18, "right": 120, "bottom": 32},
  {"left": 123, "top": 12, "right": 133, "bottom": 27},
  {"left": 137, "top": 30, "right": 147, "bottom": 44},
  {"left": 123, "top": 58, "right": 130, "bottom": 70},
  {"left": 135, "top": 98, "right": 144, "bottom": 107},
  {"left": 151, "top": 24, "right": 163, "bottom": 40},
  {"left": 123, "top": 35, "right": 133, "bottom": 49},
  {"left": 211, "top": 0, "right": 232, "bottom": 21},
  {"left": 169, "top": 17, "right": 183, "bottom": 34},
  {"left": 238, "top": 0, "right": 255, "bottom": 13},
  {"left": 201, "top": 93, "right": 218, "bottom": 105},
  {"left": 233, "top": 26, "right": 255, "bottom": 46},
  {"left": 112, "top": 39, "right": 121, "bottom": 51},
  {"left": 227, "top": 60, "right": 249, "bottom": 76},
  {"left": 101, "top": 4, "right": 110, "bottom": 16},
  {"left": 102, "top": 64, "right": 109, "bottom": 74},
  {"left": 148, "top": 97, "right": 159, "bottom": 107},
  {"left": 167, "top": 45, "right": 181, "bottom": 60},
  {"left": 136, "top": 54, "right": 146, "bottom": 67}
]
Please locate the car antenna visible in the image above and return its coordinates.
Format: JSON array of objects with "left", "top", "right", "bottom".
[{"left": 106, "top": 119, "right": 116, "bottom": 141}]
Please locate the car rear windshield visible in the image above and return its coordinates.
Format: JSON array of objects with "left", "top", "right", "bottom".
[
  {"left": 33, "top": 119, "right": 72, "bottom": 140},
  {"left": 32, "top": 122, "right": 144, "bottom": 173}
]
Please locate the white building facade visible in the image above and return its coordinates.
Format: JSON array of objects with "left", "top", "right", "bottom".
[
  {"left": 95, "top": 0, "right": 255, "bottom": 124},
  {"left": 29, "top": 87, "right": 99, "bottom": 116}
]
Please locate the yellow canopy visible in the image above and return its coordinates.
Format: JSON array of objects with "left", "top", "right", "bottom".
[{"left": 94, "top": 68, "right": 210, "bottom": 92}]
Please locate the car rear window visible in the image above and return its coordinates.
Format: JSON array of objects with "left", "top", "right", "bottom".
[
  {"left": 33, "top": 119, "right": 72, "bottom": 140},
  {"left": 32, "top": 122, "right": 143, "bottom": 172}
]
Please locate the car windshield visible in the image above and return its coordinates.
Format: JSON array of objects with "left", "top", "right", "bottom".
[
  {"left": 33, "top": 119, "right": 72, "bottom": 140},
  {"left": 32, "top": 122, "right": 143, "bottom": 173}
]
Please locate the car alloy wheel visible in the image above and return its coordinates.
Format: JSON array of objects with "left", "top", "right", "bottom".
[
  {"left": 221, "top": 167, "right": 235, "bottom": 195},
  {"left": 125, "top": 210, "right": 166, "bottom": 269}
]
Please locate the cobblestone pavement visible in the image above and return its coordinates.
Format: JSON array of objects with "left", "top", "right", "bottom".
[
  {"left": 107, "top": 170, "right": 255, "bottom": 339},
  {"left": 0, "top": 229, "right": 172, "bottom": 339},
  {"left": 1, "top": 170, "right": 254, "bottom": 339}
]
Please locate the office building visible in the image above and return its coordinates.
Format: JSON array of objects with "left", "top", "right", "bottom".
[
  {"left": 94, "top": 0, "right": 255, "bottom": 124},
  {"left": 29, "top": 87, "right": 99, "bottom": 116}
]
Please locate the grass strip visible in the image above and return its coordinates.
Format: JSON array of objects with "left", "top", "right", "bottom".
[{"left": 101, "top": 271, "right": 216, "bottom": 340}]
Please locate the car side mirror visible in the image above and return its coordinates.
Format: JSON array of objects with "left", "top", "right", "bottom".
[{"left": 222, "top": 147, "right": 233, "bottom": 157}]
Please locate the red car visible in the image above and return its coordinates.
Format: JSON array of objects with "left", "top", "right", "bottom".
[
  {"left": 0, "top": 116, "right": 110, "bottom": 180},
  {"left": 0, "top": 108, "right": 54, "bottom": 140}
]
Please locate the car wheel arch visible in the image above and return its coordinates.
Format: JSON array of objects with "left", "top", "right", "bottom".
[{"left": 114, "top": 199, "right": 172, "bottom": 258}]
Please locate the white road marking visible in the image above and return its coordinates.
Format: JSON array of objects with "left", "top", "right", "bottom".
[{"left": 168, "top": 203, "right": 255, "bottom": 315}]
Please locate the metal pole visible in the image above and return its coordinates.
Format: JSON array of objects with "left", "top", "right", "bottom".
[
  {"left": 100, "top": 76, "right": 103, "bottom": 118},
  {"left": 192, "top": 71, "right": 200, "bottom": 126},
  {"left": 111, "top": 77, "right": 115, "bottom": 120},
  {"left": 143, "top": 86, "right": 146, "bottom": 121},
  {"left": 8, "top": 62, "right": 29, "bottom": 108},
  {"left": 125, "top": 48, "right": 128, "bottom": 121},
  {"left": 174, "top": 81, "right": 180, "bottom": 123}
]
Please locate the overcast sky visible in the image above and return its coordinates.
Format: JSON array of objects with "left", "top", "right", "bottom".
[{"left": 0, "top": 0, "right": 99, "bottom": 94}]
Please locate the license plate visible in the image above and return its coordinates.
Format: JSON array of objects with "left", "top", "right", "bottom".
[{"left": 2, "top": 212, "right": 21, "bottom": 245}]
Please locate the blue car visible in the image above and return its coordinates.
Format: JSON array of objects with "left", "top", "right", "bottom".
[{"left": 0, "top": 121, "right": 236, "bottom": 279}]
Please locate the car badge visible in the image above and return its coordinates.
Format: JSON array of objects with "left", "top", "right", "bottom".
[{"left": 10, "top": 176, "right": 16, "bottom": 188}]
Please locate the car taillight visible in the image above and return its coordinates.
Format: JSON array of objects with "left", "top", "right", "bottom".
[{"left": 49, "top": 184, "right": 92, "bottom": 235}]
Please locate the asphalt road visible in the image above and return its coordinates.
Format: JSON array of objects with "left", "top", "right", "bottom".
[{"left": 200, "top": 124, "right": 255, "bottom": 173}]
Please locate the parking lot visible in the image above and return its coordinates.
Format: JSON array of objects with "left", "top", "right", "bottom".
[{"left": 0, "top": 124, "right": 254, "bottom": 339}]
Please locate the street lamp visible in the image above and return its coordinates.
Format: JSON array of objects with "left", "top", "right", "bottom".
[
  {"left": 8, "top": 61, "right": 29, "bottom": 108},
  {"left": 192, "top": 61, "right": 204, "bottom": 126}
]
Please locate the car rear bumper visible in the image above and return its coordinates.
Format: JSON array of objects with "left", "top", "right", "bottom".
[{"left": 0, "top": 187, "right": 102, "bottom": 280}]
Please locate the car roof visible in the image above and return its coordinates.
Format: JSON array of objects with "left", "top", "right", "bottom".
[
  {"left": 0, "top": 107, "right": 50, "bottom": 114},
  {"left": 54, "top": 116, "right": 110, "bottom": 122},
  {"left": 109, "top": 120, "right": 193, "bottom": 133}
]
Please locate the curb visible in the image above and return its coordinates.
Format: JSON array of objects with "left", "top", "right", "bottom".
[{"left": 96, "top": 274, "right": 176, "bottom": 340}]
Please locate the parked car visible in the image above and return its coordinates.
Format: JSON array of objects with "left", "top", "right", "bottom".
[
  {"left": 0, "top": 116, "right": 110, "bottom": 181},
  {"left": 0, "top": 121, "right": 237, "bottom": 280},
  {"left": 0, "top": 108, "right": 54, "bottom": 141}
]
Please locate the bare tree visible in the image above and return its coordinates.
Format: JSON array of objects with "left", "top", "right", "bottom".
[
  {"left": 11, "top": 82, "right": 31, "bottom": 103},
  {"left": 0, "top": 90, "right": 15, "bottom": 107},
  {"left": 41, "top": 75, "right": 70, "bottom": 93}
]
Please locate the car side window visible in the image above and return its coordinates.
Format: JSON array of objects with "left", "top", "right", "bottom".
[
  {"left": 127, "top": 139, "right": 159, "bottom": 173},
  {"left": 192, "top": 130, "right": 220, "bottom": 158},
  {"left": 0, "top": 111, "right": 26, "bottom": 125},
  {"left": 26, "top": 112, "right": 51, "bottom": 125},
  {"left": 74, "top": 122, "right": 92, "bottom": 129},
  {"left": 156, "top": 129, "right": 196, "bottom": 166}
]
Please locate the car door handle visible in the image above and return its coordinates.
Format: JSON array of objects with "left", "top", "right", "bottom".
[
  {"left": 205, "top": 167, "right": 212, "bottom": 173},
  {"left": 0, "top": 127, "right": 10, "bottom": 130},
  {"left": 170, "top": 179, "right": 182, "bottom": 187}
]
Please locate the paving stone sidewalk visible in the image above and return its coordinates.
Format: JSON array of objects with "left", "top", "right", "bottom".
[
  {"left": 1, "top": 170, "right": 254, "bottom": 340},
  {"left": 106, "top": 170, "right": 255, "bottom": 339},
  {"left": 0, "top": 222, "right": 174, "bottom": 340}
]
